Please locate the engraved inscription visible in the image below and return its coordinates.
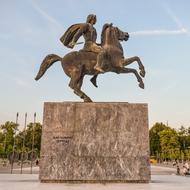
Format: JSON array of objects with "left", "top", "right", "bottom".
[{"left": 53, "top": 136, "right": 72, "bottom": 144}]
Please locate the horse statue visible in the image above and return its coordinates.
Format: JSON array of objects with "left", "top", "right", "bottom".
[{"left": 35, "top": 23, "right": 145, "bottom": 102}]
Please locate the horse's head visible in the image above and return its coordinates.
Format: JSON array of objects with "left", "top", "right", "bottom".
[
  {"left": 101, "top": 23, "right": 129, "bottom": 45},
  {"left": 115, "top": 26, "right": 129, "bottom": 41}
]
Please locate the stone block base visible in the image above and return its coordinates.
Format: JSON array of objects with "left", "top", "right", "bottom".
[{"left": 39, "top": 102, "right": 150, "bottom": 183}]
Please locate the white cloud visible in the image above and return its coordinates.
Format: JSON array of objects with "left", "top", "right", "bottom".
[
  {"left": 30, "top": 0, "right": 64, "bottom": 30},
  {"left": 162, "top": 1, "right": 184, "bottom": 30},
  {"left": 130, "top": 28, "right": 188, "bottom": 36},
  {"left": 130, "top": 1, "right": 189, "bottom": 37}
]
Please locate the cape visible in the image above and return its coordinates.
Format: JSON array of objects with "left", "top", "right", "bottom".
[{"left": 60, "top": 23, "right": 86, "bottom": 48}]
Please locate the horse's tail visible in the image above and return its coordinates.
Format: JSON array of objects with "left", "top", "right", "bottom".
[{"left": 35, "top": 54, "right": 62, "bottom": 80}]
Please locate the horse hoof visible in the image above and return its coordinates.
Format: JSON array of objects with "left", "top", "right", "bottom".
[
  {"left": 139, "top": 82, "right": 144, "bottom": 89},
  {"left": 84, "top": 97, "right": 93, "bottom": 102},
  {"left": 140, "top": 70, "right": 146, "bottom": 78}
]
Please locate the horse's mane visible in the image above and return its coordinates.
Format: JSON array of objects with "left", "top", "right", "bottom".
[{"left": 101, "top": 23, "right": 111, "bottom": 45}]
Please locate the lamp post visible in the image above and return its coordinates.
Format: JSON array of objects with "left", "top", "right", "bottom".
[
  {"left": 30, "top": 112, "right": 36, "bottom": 174},
  {"left": 11, "top": 112, "right": 19, "bottom": 174},
  {"left": 20, "top": 113, "right": 27, "bottom": 174},
  {"left": 3, "top": 129, "right": 7, "bottom": 153}
]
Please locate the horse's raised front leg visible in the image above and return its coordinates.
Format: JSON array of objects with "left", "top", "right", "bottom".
[
  {"left": 116, "top": 67, "right": 144, "bottom": 89},
  {"left": 69, "top": 71, "right": 92, "bottom": 102},
  {"left": 122, "top": 56, "right": 145, "bottom": 78}
]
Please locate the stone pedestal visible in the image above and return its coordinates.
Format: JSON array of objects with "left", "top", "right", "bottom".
[{"left": 40, "top": 102, "right": 150, "bottom": 183}]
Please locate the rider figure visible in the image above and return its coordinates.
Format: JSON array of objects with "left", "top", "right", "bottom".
[{"left": 60, "top": 14, "right": 104, "bottom": 73}]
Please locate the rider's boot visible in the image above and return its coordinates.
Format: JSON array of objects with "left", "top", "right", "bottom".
[
  {"left": 90, "top": 75, "right": 98, "bottom": 87},
  {"left": 94, "top": 65, "right": 104, "bottom": 73}
]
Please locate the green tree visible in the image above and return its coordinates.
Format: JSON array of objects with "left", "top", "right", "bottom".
[
  {"left": 187, "top": 127, "right": 190, "bottom": 135},
  {"left": 6, "top": 144, "right": 13, "bottom": 154},
  {"left": 0, "top": 132, "right": 4, "bottom": 154},
  {"left": 159, "top": 128, "right": 180, "bottom": 160},
  {"left": 0, "top": 131, "right": 3, "bottom": 142},
  {"left": 0, "top": 144, "right": 4, "bottom": 155},
  {"left": 187, "top": 127, "right": 190, "bottom": 157},
  {"left": 0, "top": 121, "right": 42, "bottom": 159},
  {"left": 149, "top": 122, "right": 169, "bottom": 156},
  {"left": 0, "top": 121, "right": 18, "bottom": 154},
  {"left": 177, "top": 126, "right": 190, "bottom": 160},
  {"left": 18, "top": 122, "right": 42, "bottom": 155}
]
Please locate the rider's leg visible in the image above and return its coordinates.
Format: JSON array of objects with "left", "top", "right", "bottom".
[
  {"left": 91, "top": 45, "right": 105, "bottom": 73},
  {"left": 94, "top": 50, "right": 105, "bottom": 73}
]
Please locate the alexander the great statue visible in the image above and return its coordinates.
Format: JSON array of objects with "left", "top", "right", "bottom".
[{"left": 35, "top": 14, "right": 145, "bottom": 102}]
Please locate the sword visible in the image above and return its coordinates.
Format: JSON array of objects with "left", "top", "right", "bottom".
[
  {"left": 76, "top": 42, "right": 84, "bottom": 45},
  {"left": 67, "top": 41, "right": 84, "bottom": 48}
]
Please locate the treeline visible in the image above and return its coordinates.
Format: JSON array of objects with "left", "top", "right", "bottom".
[
  {"left": 0, "top": 121, "right": 42, "bottom": 158},
  {"left": 149, "top": 122, "right": 190, "bottom": 161},
  {"left": 1, "top": 120, "right": 190, "bottom": 161}
]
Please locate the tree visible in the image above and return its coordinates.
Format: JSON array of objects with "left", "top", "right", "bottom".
[
  {"left": 0, "top": 121, "right": 18, "bottom": 154},
  {"left": 149, "top": 123, "right": 190, "bottom": 161},
  {"left": 149, "top": 122, "right": 169, "bottom": 156},
  {"left": 0, "top": 131, "right": 3, "bottom": 142},
  {"left": 0, "top": 144, "right": 4, "bottom": 155},
  {"left": 0, "top": 132, "right": 4, "bottom": 154},
  {"left": 177, "top": 126, "right": 190, "bottom": 160},
  {"left": 187, "top": 127, "right": 190, "bottom": 135},
  {"left": 159, "top": 128, "right": 180, "bottom": 160},
  {"left": 17, "top": 122, "right": 42, "bottom": 155}
]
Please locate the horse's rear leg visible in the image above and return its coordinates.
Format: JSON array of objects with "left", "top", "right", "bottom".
[
  {"left": 74, "top": 79, "right": 92, "bottom": 102},
  {"left": 122, "top": 56, "right": 145, "bottom": 78},
  {"left": 116, "top": 67, "right": 144, "bottom": 89},
  {"left": 69, "top": 71, "right": 92, "bottom": 102}
]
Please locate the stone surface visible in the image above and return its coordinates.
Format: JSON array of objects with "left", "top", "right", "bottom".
[
  {"left": 2, "top": 172, "right": 190, "bottom": 190},
  {"left": 40, "top": 102, "right": 150, "bottom": 182}
]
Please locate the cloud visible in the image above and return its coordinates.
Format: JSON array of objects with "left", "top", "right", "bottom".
[
  {"left": 130, "top": 28, "right": 188, "bottom": 36},
  {"left": 161, "top": 1, "right": 184, "bottom": 29},
  {"left": 130, "top": 1, "right": 189, "bottom": 37},
  {"left": 30, "top": 0, "right": 64, "bottom": 30}
]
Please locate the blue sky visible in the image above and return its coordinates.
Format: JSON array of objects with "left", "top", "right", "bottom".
[{"left": 0, "top": 0, "right": 190, "bottom": 129}]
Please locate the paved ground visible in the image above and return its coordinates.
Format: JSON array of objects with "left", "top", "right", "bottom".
[
  {"left": 1, "top": 165, "right": 178, "bottom": 175},
  {"left": 151, "top": 165, "right": 177, "bottom": 175},
  {"left": 0, "top": 166, "right": 190, "bottom": 190},
  {"left": 0, "top": 163, "right": 39, "bottom": 174}
]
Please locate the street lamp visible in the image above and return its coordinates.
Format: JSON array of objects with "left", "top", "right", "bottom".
[{"left": 10, "top": 112, "right": 19, "bottom": 174}]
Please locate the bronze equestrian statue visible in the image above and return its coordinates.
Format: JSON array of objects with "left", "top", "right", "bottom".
[{"left": 35, "top": 14, "right": 145, "bottom": 102}]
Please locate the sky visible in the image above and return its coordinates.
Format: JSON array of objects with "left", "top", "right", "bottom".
[{"left": 0, "top": 0, "right": 190, "bottom": 130}]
